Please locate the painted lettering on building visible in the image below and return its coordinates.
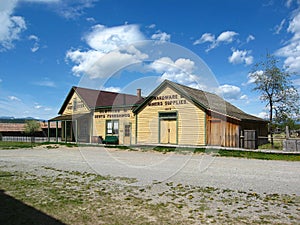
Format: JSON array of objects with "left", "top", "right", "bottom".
[
  {"left": 94, "top": 109, "right": 131, "bottom": 119},
  {"left": 148, "top": 94, "right": 187, "bottom": 106}
]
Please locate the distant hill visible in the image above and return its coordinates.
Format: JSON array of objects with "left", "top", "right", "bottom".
[{"left": 0, "top": 117, "right": 44, "bottom": 123}]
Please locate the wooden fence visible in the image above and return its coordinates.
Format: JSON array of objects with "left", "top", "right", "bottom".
[{"left": 2, "top": 136, "right": 61, "bottom": 143}]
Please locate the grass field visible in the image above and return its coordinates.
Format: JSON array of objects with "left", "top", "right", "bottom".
[{"left": 0, "top": 168, "right": 299, "bottom": 224}]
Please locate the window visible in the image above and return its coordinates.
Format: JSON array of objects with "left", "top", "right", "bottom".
[
  {"left": 124, "top": 124, "right": 131, "bottom": 137},
  {"left": 159, "top": 112, "right": 177, "bottom": 119},
  {"left": 73, "top": 98, "right": 77, "bottom": 111},
  {"left": 106, "top": 120, "right": 119, "bottom": 135}
]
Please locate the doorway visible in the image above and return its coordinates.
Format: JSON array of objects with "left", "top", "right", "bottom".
[
  {"left": 123, "top": 123, "right": 131, "bottom": 145},
  {"left": 159, "top": 112, "right": 177, "bottom": 144}
]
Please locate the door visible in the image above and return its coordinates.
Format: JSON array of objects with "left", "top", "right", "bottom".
[
  {"left": 209, "top": 120, "right": 221, "bottom": 146},
  {"left": 123, "top": 124, "right": 131, "bottom": 145},
  {"left": 160, "top": 119, "right": 177, "bottom": 144}
]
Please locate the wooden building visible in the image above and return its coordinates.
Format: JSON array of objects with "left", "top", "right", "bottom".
[{"left": 49, "top": 80, "right": 268, "bottom": 148}]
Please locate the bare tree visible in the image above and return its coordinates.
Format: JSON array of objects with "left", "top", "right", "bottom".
[{"left": 250, "top": 53, "right": 299, "bottom": 146}]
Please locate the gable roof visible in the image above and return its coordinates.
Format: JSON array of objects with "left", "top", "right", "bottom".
[
  {"left": 58, "top": 86, "right": 144, "bottom": 114},
  {"left": 133, "top": 80, "right": 266, "bottom": 122}
]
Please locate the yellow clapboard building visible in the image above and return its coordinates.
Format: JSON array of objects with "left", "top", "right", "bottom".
[{"left": 50, "top": 80, "right": 268, "bottom": 148}]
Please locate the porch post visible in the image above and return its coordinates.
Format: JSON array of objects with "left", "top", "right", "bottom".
[
  {"left": 56, "top": 121, "right": 58, "bottom": 143},
  {"left": 75, "top": 119, "right": 78, "bottom": 144},
  {"left": 65, "top": 120, "right": 67, "bottom": 143},
  {"left": 47, "top": 121, "right": 50, "bottom": 142}
]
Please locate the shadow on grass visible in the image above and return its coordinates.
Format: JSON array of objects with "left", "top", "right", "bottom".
[{"left": 0, "top": 189, "right": 65, "bottom": 225}]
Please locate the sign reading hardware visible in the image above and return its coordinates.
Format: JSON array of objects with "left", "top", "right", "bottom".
[{"left": 148, "top": 94, "right": 187, "bottom": 106}]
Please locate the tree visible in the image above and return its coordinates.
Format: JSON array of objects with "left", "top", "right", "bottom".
[
  {"left": 250, "top": 53, "right": 300, "bottom": 146},
  {"left": 24, "top": 120, "right": 41, "bottom": 144}
]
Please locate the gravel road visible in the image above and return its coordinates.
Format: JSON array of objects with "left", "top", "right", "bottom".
[{"left": 1, "top": 146, "right": 300, "bottom": 195}]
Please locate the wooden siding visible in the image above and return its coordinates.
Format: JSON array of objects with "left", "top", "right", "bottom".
[
  {"left": 62, "top": 92, "right": 90, "bottom": 115},
  {"left": 136, "top": 87, "right": 206, "bottom": 145},
  {"left": 93, "top": 108, "right": 136, "bottom": 145},
  {"left": 206, "top": 113, "right": 240, "bottom": 147}
]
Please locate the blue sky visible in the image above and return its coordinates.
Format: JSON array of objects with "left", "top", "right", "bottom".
[{"left": 0, "top": 0, "right": 300, "bottom": 120}]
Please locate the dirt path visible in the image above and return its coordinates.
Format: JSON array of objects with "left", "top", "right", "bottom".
[{"left": 1, "top": 146, "right": 299, "bottom": 195}]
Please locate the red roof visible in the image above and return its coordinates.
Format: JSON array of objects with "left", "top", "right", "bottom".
[{"left": 58, "top": 86, "right": 144, "bottom": 114}]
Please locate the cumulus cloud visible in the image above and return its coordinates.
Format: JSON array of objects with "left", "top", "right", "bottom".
[
  {"left": 228, "top": 48, "right": 253, "bottom": 65},
  {"left": 275, "top": 6, "right": 300, "bottom": 73},
  {"left": 84, "top": 24, "right": 145, "bottom": 52},
  {"left": 216, "top": 84, "right": 241, "bottom": 100},
  {"left": 66, "top": 24, "right": 148, "bottom": 78},
  {"left": 0, "top": 0, "right": 26, "bottom": 50},
  {"left": 151, "top": 31, "right": 171, "bottom": 43},
  {"left": 148, "top": 57, "right": 201, "bottom": 88},
  {"left": 0, "top": 0, "right": 96, "bottom": 51},
  {"left": 193, "top": 31, "right": 238, "bottom": 52}
]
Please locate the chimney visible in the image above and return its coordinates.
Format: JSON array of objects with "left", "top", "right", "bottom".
[{"left": 137, "top": 88, "right": 142, "bottom": 100}]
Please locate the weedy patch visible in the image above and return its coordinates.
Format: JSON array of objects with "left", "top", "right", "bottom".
[{"left": 0, "top": 167, "right": 299, "bottom": 225}]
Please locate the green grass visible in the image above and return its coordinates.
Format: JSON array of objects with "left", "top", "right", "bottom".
[
  {"left": 208, "top": 149, "right": 300, "bottom": 161},
  {"left": 0, "top": 141, "right": 40, "bottom": 149},
  {"left": 0, "top": 141, "right": 78, "bottom": 150}
]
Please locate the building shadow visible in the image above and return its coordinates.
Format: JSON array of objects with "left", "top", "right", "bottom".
[{"left": 0, "top": 189, "right": 66, "bottom": 225}]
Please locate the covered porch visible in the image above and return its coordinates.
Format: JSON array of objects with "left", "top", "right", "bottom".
[{"left": 48, "top": 113, "right": 93, "bottom": 143}]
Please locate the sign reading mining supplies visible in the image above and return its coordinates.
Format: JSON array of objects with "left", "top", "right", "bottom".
[{"left": 148, "top": 94, "right": 187, "bottom": 107}]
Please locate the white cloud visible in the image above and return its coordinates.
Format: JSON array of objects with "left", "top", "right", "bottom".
[
  {"left": 148, "top": 56, "right": 204, "bottom": 89},
  {"left": 33, "top": 78, "right": 56, "bottom": 87},
  {"left": 66, "top": 24, "right": 148, "bottom": 78},
  {"left": 147, "top": 24, "right": 156, "bottom": 29},
  {"left": 0, "top": 0, "right": 26, "bottom": 50},
  {"left": 28, "top": 34, "right": 40, "bottom": 52},
  {"left": 228, "top": 49, "right": 253, "bottom": 65},
  {"left": 244, "top": 70, "right": 264, "bottom": 85},
  {"left": 216, "top": 84, "right": 241, "bottom": 100},
  {"left": 193, "top": 33, "right": 215, "bottom": 45},
  {"left": 102, "top": 86, "right": 121, "bottom": 93},
  {"left": 194, "top": 31, "right": 238, "bottom": 52},
  {"left": 84, "top": 24, "right": 145, "bottom": 52},
  {"left": 8, "top": 95, "right": 21, "bottom": 101},
  {"left": 51, "top": 0, "right": 97, "bottom": 19},
  {"left": 22, "top": 0, "right": 60, "bottom": 2},
  {"left": 151, "top": 31, "right": 171, "bottom": 43},
  {"left": 216, "top": 31, "right": 238, "bottom": 43},
  {"left": 274, "top": 19, "right": 286, "bottom": 34},
  {"left": 240, "top": 94, "right": 248, "bottom": 100},
  {"left": 246, "top": 34, "right": 255, "bottom": 42},
  {"left": 285, "top": 0, "right": 294, "bottom": 8},
  {"left": 275, "top": 7, "right": 300, "bottom": 73},
  {"left": 86, "top": 17, "right": 96, "bottom": 23},
  {"left": 256, "top": 111, "right": 268, "bottom": 119},
  {"left": 34, "top": 104, "right": 42, "bottom": 109}
]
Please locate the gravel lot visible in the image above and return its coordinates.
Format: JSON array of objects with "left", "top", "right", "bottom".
[{"left": 1, "top": 146, "right": 299, "bottom": 195}]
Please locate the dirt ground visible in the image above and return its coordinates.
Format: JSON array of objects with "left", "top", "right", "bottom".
[{"left": 0, "top": 146, "right": 300, "bottom": 224}]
